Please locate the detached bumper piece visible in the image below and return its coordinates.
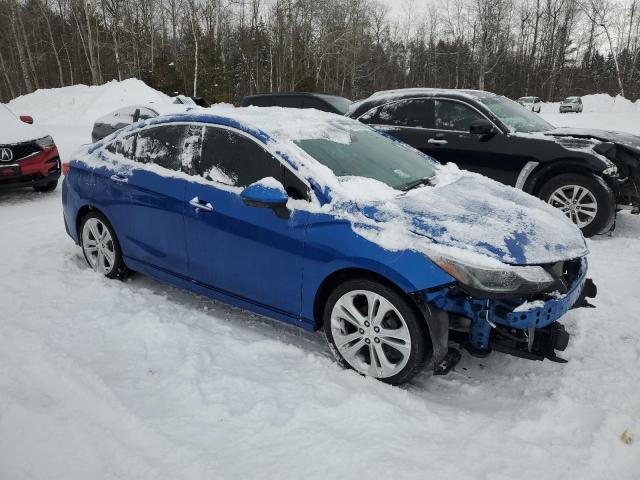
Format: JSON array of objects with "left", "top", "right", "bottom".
[{"left": 424, "top": 259, "right": 595, "bottom": 364}]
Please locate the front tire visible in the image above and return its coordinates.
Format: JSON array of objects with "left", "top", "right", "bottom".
[
  {"left": 323, "top": 279, "right": 429, "bottom": 385},
  {"left": 33, "top": 179, "right": 58, "bottom": 192},
  {"left": 539, "top": 173, "right": 615, "bottom": 237},
  {"left": 79, "top": 211, "right": 128, "bottom": 279}
]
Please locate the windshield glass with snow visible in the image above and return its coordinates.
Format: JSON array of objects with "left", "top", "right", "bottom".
[
  {"left": 481, "top": 96, "right": 554, "bottom": 133},
  {"left": 294, "top": 128, "right": 437, "bottom": 190}
]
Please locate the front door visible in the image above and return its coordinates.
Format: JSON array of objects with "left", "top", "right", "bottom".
[{"left": 184, "top": 126, "right": 308, "bottom": 318}]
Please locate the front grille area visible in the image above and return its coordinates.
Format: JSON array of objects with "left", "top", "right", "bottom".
[{"left": 0, "top": 142, "right": 41, "bottom": 162}]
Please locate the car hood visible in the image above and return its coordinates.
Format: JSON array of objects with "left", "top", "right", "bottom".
[
  {"left": 0, "top": 105, "right": 45, "bottom": 144},
  {"left": 353, "top": 168, "right": 588, "bottom": 266},
  {"left": 546, "top": 128, "right": 640, "bottom": 154}
]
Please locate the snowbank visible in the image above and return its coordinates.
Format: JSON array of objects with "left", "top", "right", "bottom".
[
  {"left": 541, "top": 93, "right": 640, "bottom": 114},
  {"left": 7, "top": 79, "right": 171, "bottom": 158},
  {"left": 8, "top": 78, "right": 170, "bottom": 126}
]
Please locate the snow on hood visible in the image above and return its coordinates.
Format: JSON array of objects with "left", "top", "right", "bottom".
[
  {"left": 0, "top": 104, "right": 46, "bottom": 144},
  {"left": 334, "top": 164, "right": 588, "bottom": 266},
  {"left": 546, "top": 127, "right": 640, "bottom": 154}
]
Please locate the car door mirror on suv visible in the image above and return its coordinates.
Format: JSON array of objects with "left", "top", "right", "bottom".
[
  {"left": 469, "top": 119, "right": 495, "bottom": 136},
  {"left": 241, "top": 179, "right": 291, "bottom": 218}
]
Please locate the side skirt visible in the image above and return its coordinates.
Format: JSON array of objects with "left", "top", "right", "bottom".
[{"left": 124, "top": 256, "right": 316, "bottom": 331}]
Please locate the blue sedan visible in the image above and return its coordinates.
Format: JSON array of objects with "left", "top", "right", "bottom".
[{"left": 62, "top": 108, "right": 596, "bottom": 384}]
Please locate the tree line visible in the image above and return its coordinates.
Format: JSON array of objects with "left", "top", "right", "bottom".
[{"left": 0, "top": 0, "right": 639, "bottom": 104}]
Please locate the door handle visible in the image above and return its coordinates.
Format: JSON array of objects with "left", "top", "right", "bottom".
[
  {"left": 189, "top": 196, "right": 214, "bottom": 212},
  {"left": 110, "top": 174, "right": 128, "bottom": 184},
  {"left": 427, "top": 138, "right": 448, "bottom": 145}
]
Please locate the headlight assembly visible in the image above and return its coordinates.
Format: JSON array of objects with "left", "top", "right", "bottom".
[
  {"left": 428, "top": 252, "right": 555, "bottom": 295},
  {"left": 35, "top": 135, "right": 56, "bottom": 149}
]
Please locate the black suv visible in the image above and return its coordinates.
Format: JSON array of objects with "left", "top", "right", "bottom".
[
  {"left": 348, "top": 88, "right": 640, "bottom": 237},
  {"left": 241, "top": 92, "right": 352, "bottom": 115}
]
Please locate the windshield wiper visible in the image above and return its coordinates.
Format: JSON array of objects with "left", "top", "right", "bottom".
[{"left": 399, "top": 176, "right": 434, "bottom": 192}]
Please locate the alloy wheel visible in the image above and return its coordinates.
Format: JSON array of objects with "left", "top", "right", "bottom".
[
  {"left": 82, "top": 218, "right": 116, "bottom": 275},
  {"left": 548, "top": 184, "right": 598, "bottom": 228},
  {"left": 330, "top": 290, "right": 411, "bottom": 379}
]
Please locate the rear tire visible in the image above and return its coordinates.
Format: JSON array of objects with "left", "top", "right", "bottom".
[
  {"left": 33, "top": 179, "right": 58, "bottom": 192},
  {"left": 539, "top": 173, "right": 615, "bottom": 237},
  {"left": 79, "top": 211, "right": 129, "bottom": 279},
  {"left": 323, "top": 278, "right": 429, "bottom": 385}
]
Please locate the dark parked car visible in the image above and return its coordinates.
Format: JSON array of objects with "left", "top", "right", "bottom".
[
  {"left": 241, "top": 92, "right": 352, "bottom": 114},
  {"left": 348, "top": 88, "right": 640, "bottom": 237}
]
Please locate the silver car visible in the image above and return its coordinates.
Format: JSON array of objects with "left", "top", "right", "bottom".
[
  {"left": 517, "top": 96, "right": 542, "bottom": 113},
  {"left": 559, "top": 96, "right": 583, "bottom": 113}
]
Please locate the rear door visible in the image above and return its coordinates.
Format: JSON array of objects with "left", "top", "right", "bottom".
[
  {"left": 183, "top": 126, "right": 309, "bottom": 317},
  {"left": 358, "top": 98, "right": 435, "bottom": 152},
  {"left": 121, "top": 123, "right": 202, "bottom": 277}
]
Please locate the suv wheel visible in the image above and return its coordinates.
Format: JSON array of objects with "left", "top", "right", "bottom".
[
  {"left": 79, "top": 212, "right": 128, "bottom": 279},
  {"left": 324, "top": 279, "right": 429, "bottom": 385},
  {"left": 33, "top": 179, "right": 58, "bottom": 192},
  {"left": 539, "top": 173, "right": 615, "bottom": 237}
]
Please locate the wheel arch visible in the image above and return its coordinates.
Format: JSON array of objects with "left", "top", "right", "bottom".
[
  {"left": 313, "top": 267, "right": 421, "bottom": 330},
  {"left": 523, "top": 158, "right": 607, "bottom": 196},
  {"left": 75, "top": 204, "right": 111, "bottom": 237}
]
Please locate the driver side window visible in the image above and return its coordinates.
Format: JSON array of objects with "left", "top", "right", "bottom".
[
  {"left": 199, "top": 127, "right": 310, "bottom": 200},
  {"left": 434, "top": 100, "right": 485, "bottom": 131}
]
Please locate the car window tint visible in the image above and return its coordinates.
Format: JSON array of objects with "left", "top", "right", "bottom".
[
  {"left": 105, "top": 134, "right": 137, "bottom": 160},
  {"left": 135, "top": 124, "right": 201, "bottom": 174},
  {"left": 200, "top": 127, "right": 283, "bottom": 187},
  {"left": 137, "top": 108, "right": 156, "bottom": 121},
  {"left": 360, "top": 99, "right": 433, "bottom": 128},
  {"left": 434, "top": 100, "right": 485, "bottom": 131}
]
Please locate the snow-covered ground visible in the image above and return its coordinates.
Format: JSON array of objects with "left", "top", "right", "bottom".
[{"left": 1, "top": 84, "right": 639, "bottom": 479}]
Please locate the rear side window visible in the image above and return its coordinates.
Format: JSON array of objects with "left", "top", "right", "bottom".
[
  {"left": 136, "top": 108, "right": 156, "bottom": 121},
  {"left": 434, "top": 100, "right": 485, "bottom": 131},
  {"left": 135, "top": 124, "right": 202, "bottom": 174},
  {"left": 199, "top": 127, "right": 283, "bottom": 187},
  {"left": 105, "top": 134, "right": 137, "bottom": 160},
  {"left": 359, "top": 99, "right": 433, "bottom": 128}
]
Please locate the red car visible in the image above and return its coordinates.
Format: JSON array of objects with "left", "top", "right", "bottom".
[{"left": 0, "top": 104, "right": 61, "bottom": 192}]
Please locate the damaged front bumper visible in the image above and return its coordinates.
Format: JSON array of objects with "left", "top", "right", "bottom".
[{"left": 416, "top": 258, "right": 596, "bottom": 368}]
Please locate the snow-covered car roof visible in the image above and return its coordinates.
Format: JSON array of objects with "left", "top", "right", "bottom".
[
  {"left": 347, "top": 88, "right": 497, "bottom": 117},
  {"left": 0, "top": 104, "right": 47, "bottom": 145}
]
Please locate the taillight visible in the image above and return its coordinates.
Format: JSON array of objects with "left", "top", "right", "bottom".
[{"left": 62, "top": 162, "right": 70, "bottom": 175}]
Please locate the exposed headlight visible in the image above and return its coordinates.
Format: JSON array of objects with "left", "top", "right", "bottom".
[
  {"left": 428, "top": 252, "right": 555, "bottom": 295},
  {"left": 35, "top": 135, "right": 56, "bottom": 149}
]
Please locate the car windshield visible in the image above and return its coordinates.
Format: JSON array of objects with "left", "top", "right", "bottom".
[
  {"left": 294, "top": 128, "right": 437, "bottom": 190},
  {"left": 519, "top": 97, "right": 535, "bottom": 103},
  {"left": 564, "top": 97, "right": 579, "bottom": 103},
  {"left": 481, "top": 96, "right": 554, "bottom": 133},
  {"left": 320, "top": 95, "right": 352, "bottom": 114}
]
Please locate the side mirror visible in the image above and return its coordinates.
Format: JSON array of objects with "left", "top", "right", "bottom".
[
  {"left": 20, "top": 115, "right": 34, "bottom": 124},
  {"left": 241, "top": 178, "right": 290, "bottom": 218},
  {"left": 469, "top": 119, "right": 495, "bottom": 136}
]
